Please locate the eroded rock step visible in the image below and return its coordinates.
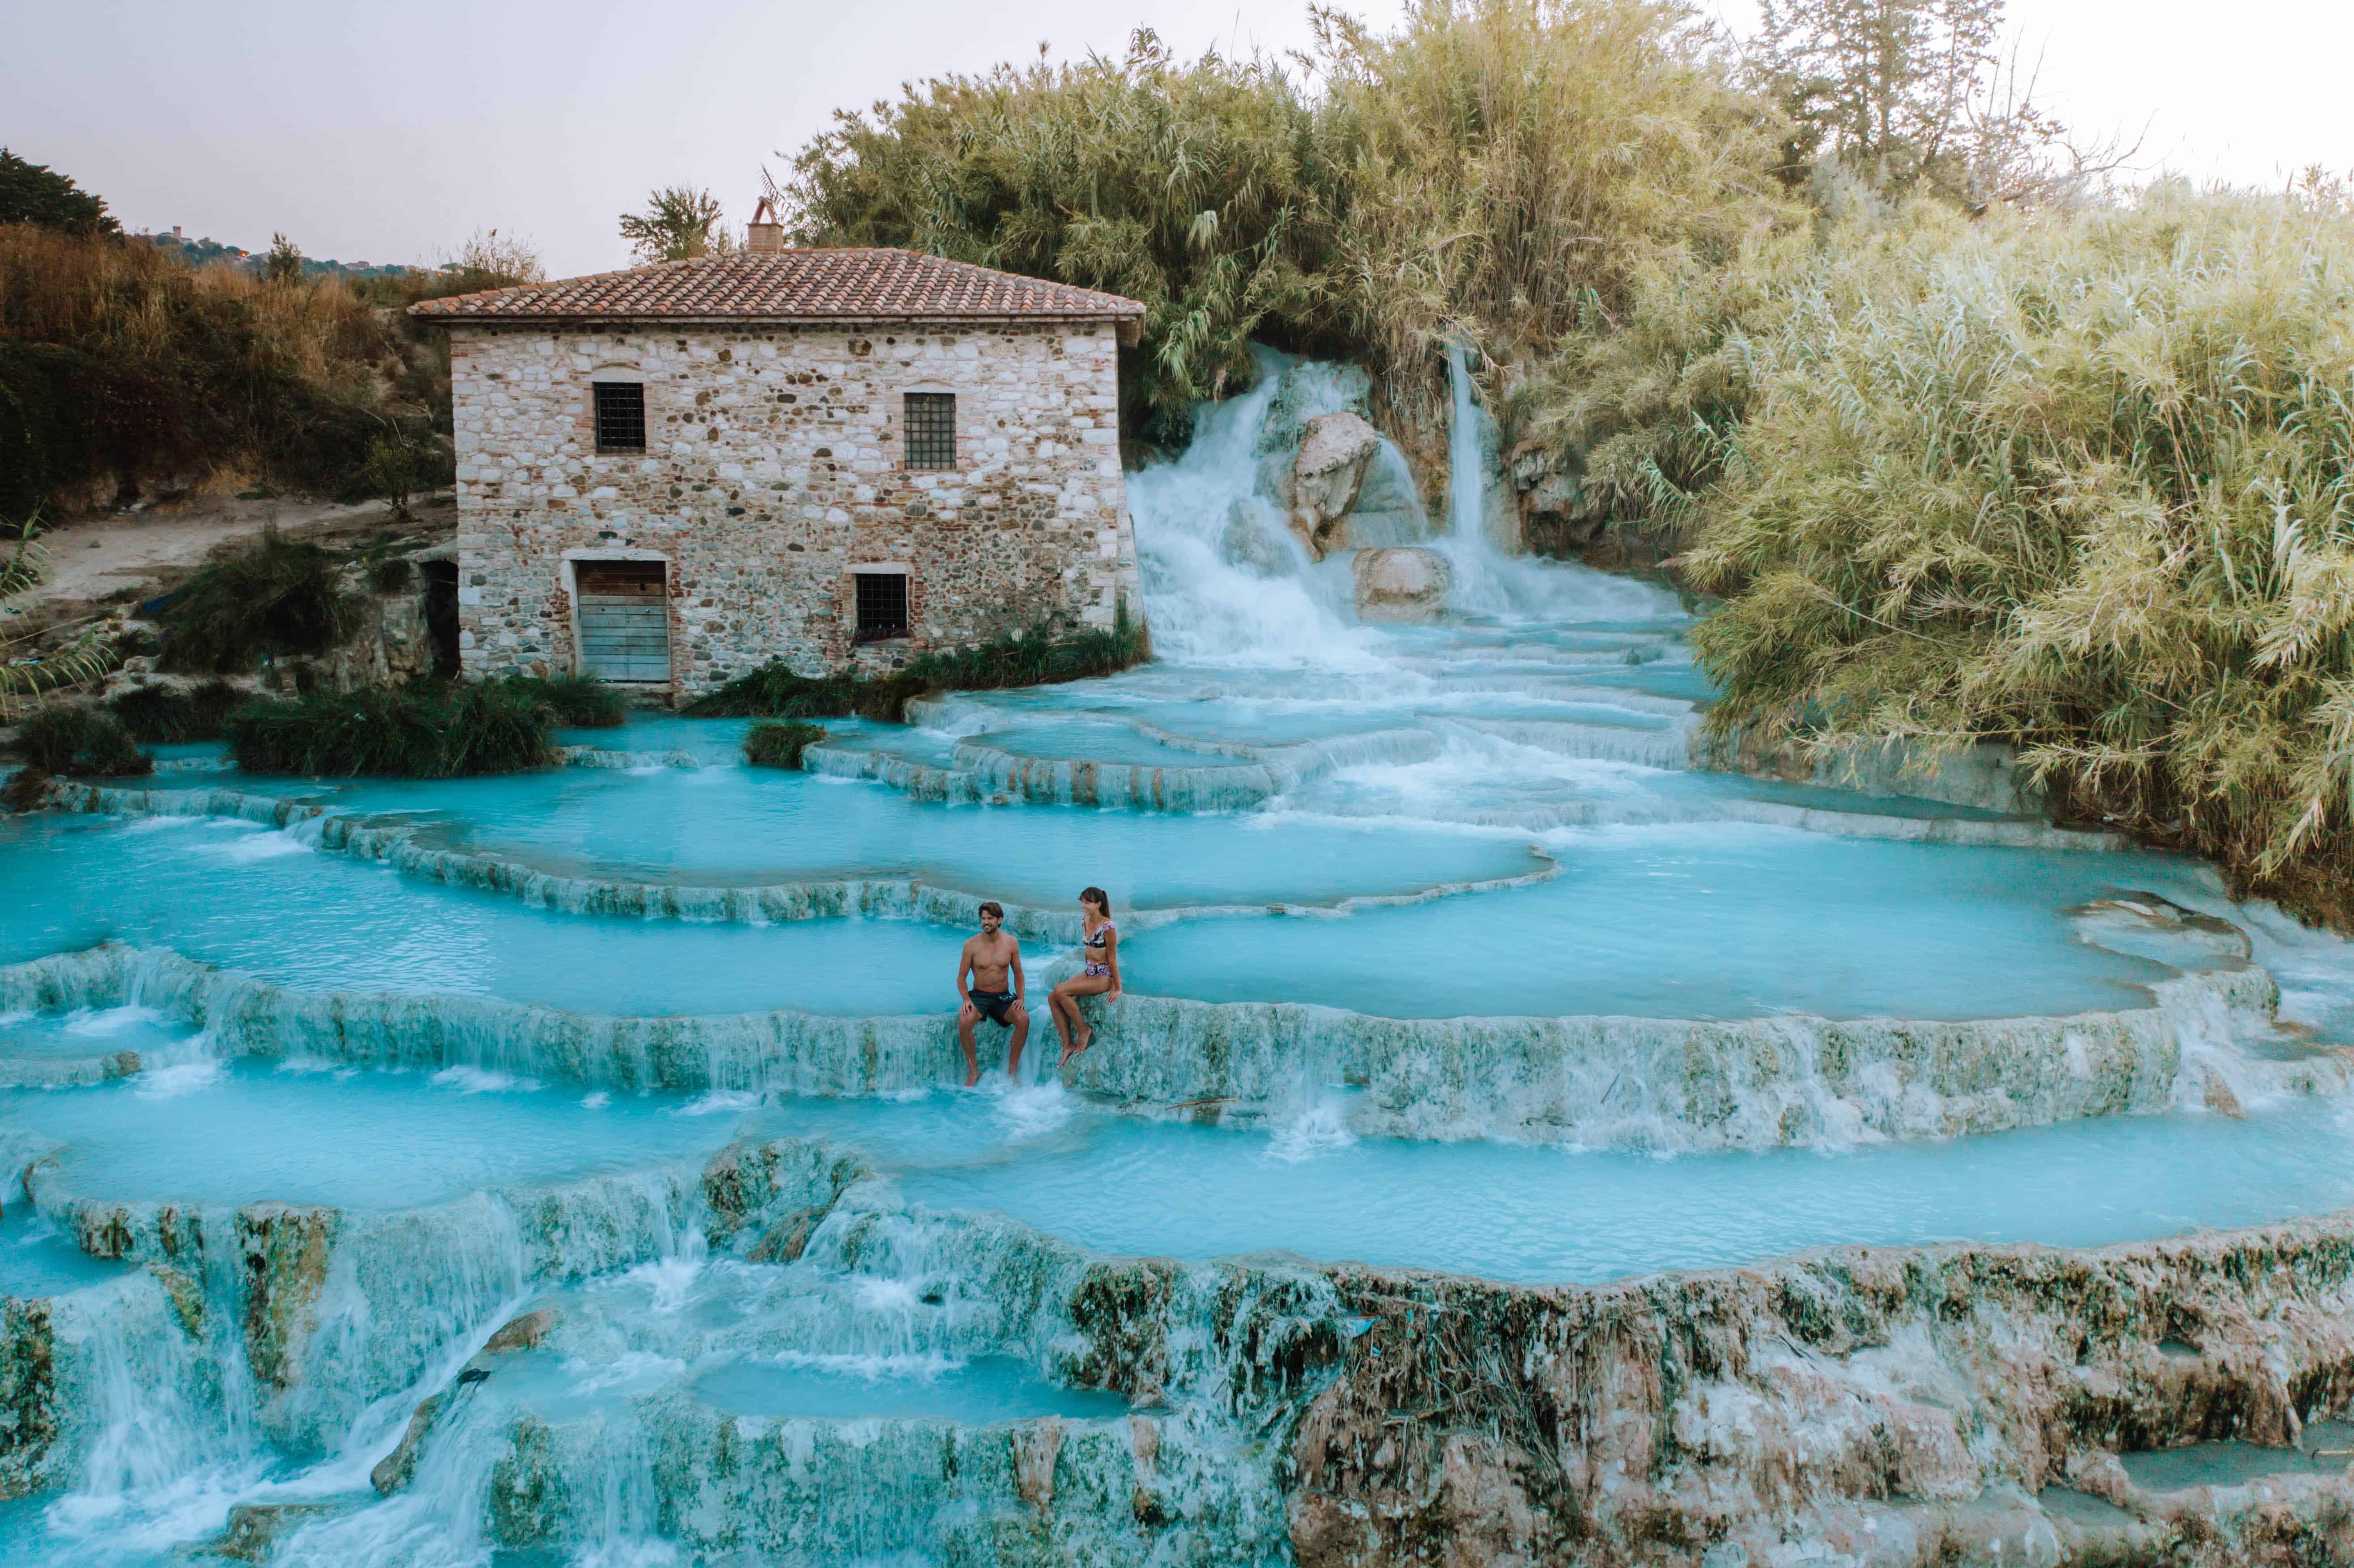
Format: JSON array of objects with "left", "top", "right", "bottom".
[
  {"left": 4, "top": 1115, "right": 2354, "bottom": 1565},
  {"left": 4, "top": 931, "right": 2326, "bottom": 1153},
  {"left": 4, "top": 801, "right": 2209, "bottom": 1030},
  {"left": 46, "top": 772, "right": 1553, "bottom": 923}
]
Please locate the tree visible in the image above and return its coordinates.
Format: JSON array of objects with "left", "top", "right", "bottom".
[
  {"left": 263, "top": 231, "right": 304, "bottom": 284},
  {"left": 1756, "top": 0, "right": 2004, "bottom": 198},
  {"left": 618, "top": 186, "right": 735, "bottom": 263},
  {"left": 358, "top": 425, "right": 443, "bottom": 523},
  {"left": 0, "top": 148, "right": 118, "bottom": 234}
]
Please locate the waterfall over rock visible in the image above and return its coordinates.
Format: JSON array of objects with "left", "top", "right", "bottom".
[{"left": 8, "top": 342, "right": 2354, "bottom": 1568}]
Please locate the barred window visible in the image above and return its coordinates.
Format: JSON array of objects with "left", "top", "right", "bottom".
[
  {"left": 593, "top": 383, "right": 645, "bottom": 451},
  {"left": 903, "top": 392, "right": 955, "bottom": 469},
  {"left": 853, "top": 571, "right": 909, "bottom": 642}
]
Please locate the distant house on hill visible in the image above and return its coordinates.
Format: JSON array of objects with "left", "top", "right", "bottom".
[{"left": 409, "top": 224, "right": 1146, "bottom": 700}]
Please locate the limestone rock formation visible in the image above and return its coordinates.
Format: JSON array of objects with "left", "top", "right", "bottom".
[
  {"left": 483, "top": 1306, "right": 561, "bottom": 1354},
  {"left": 1249, "top": 359, "right": 1426, "bottom": 555},
  {"left": 746, "top": 1204, "right": 831, "bottom": 1264},
  {"left": 1288, "top": 413, "right": 1382, "bottom": 560},
  {"left": 1288, "top": 1217, "right": 2354, "bottom": 1567},
  {"left": 1352, "top": 547, "right": 1453, "bottom": 623},
  {"left": 210, "top": 1501, "right": 341, "bottom": 1561},
  {"left": 369, "top": 1393, "right": 443, "bottom": 1495}
]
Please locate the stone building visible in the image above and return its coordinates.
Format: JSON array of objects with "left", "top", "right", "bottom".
[{"left": 411, "top": 233, "right": 1146, "bottom": 700}]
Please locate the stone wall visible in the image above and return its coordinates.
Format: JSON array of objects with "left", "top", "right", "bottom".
[{"left": 448, "top": 320, "right": 1141, "bottom": 699}]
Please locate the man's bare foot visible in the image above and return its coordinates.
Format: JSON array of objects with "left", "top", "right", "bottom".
[{"left": 964, "top": 1063, "right": 981, "bottom": 1087}]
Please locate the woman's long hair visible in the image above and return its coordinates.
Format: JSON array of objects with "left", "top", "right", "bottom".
[{"left": 1079, "top": 886, "right": 1111, "bottom": 914}]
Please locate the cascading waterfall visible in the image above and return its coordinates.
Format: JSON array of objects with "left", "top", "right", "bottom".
[
  {"left": 9, "top": 343, "right": 2354, "bottom": 1567},
  {"left": 1124, "top": 356, "right": 1379, "bottom": 667},
  {"left": 1431, "top": 337, "right": 1671, "bottom": 622}
]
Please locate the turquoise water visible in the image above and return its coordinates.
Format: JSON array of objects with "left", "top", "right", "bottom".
[
  {"left": 7, "top": 1061, "right": 736, "bottom": 1211},
  {"left": 692, "top": 1355, "right": 1130, "bottom": 1422},
  {"left": 4, "top": 804, "right": 2176, "bottom": 1021},
  {"left": 0, "top": 1204, "right": 124, "bottom": 1298},
  {"left": 11, "top": 1061, "right": 2352, "bottom": 1286},
  {"left": 887, "top": 1094, "right": 2354, "bottom": 1281},
  {"left": 257, "top": 763, "right": 1553, "bottom": 908},
  {"left": 8, "top": 347, "right": 2354, "bottom": 1566},
  {"left": 1122, "top": 825, "right": 2176, "bottom": 1020},
  {"left": 0, "top": 814, "right": 971, "bottom": 1017},
  {"left": 0, "top": 1004, "right": 203, "bottom": 1063}
]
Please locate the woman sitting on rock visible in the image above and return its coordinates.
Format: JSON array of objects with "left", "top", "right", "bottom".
[{"left": 1051, "top": 886, "right": 1120, "bottom": 1070}]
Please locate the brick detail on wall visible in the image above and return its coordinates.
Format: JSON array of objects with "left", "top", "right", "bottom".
[{"left": 448, "top": 320, "right": 1141, "bottom": 697}]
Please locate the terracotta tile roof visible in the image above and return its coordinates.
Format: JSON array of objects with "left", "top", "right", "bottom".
[{"left": 408, "top": 247, "right": 1146, "bottom": 329}]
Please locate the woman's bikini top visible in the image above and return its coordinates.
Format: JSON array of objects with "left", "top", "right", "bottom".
[{"left": 1082, "top": 921, "right": 1115, "bottom": 949}]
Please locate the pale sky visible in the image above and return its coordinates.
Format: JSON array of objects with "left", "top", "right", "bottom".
[{"left": 6, "top": 0, "right": 2350, "bottom": 279}]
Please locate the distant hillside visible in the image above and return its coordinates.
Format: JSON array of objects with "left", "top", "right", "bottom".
[{"left": 129, "top": 228, "right": 421, "bottom": 282}]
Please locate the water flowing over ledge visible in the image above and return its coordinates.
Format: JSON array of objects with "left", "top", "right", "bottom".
[
  {"left": 9, "top": 1125, "right": 2354, "bottom": 1565},
  {"left": 42, "top": 782, "right": 1572, "bottom": 938},
  {"left": 0, "top": 1131, "right": 1336, "bottom": 1566},
  {"left": 0, "top": 943, "right": 2333, "bottom": 1153}
]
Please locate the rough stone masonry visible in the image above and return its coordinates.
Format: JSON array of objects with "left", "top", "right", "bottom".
[{"left": 416, "top": 247, "right": 1148, "bottom": 699}]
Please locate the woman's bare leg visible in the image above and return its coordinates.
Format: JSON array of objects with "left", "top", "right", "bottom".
[
  {"left": 1055, "top": 975, "right": 1112, "bottom": 1068},
  {"left": 1048, "top": 984, "right": 1079, "bottom": 1055}
]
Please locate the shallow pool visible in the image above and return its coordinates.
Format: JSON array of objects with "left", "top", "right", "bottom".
[
  {"left": 7, "top": 1060, "right": 739, "bottom": 1212},
  {"left": 0, "top": 814, "right": 971, "bottom": 1017},
  {"left": 8, "top": 1062, "right": 2354, "bottom": 1283}
]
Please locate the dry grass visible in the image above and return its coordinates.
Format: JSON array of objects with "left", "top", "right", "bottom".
[
  {"left": 1678, "top": 184, "right": 2354, "bottom": 920},
  {"left": 0, "top": 225, "right": 448, "bottom": 517}
]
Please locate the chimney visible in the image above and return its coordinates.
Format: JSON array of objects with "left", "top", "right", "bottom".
[{"left": 746, "top": 196, "right": 784, "bottom": 254}]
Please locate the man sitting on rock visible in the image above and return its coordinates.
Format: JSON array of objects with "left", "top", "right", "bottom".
[{"left": 954, "top": 902, "right": 1028, "bottom": 1086}]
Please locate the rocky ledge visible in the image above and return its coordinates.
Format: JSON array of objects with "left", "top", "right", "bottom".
[{"left": 1290, "top": 1216, "right": 2354, "bottom": 1567}]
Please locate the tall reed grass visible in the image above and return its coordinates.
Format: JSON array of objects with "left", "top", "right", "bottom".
[
  {"left": 1321, "top": 0, "right": 1788, "bottom": 374},
  {"left": 1680, "top": 185, "right": 2354, "bottom": 919}
]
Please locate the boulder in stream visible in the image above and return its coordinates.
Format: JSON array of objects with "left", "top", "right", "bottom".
[
  {"left": 212, "top": 1501, "right": 342, "bottom": 1561},
  {"left": 483, "top": 1305, "right": 562, "bottom": 1354},
  {"left": 1286, "top": 413, "right": 1382, "bottom": 561},
  {"left": 369, "top": 1392, "right": 443, "bottom": 1495},
  {"left": 1353, "top": 547, "right": 1454, "bottom": 623}
]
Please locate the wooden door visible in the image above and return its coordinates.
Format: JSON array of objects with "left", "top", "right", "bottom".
[{"left": 574, "top": 561, "right": 670, "bottom": 682}]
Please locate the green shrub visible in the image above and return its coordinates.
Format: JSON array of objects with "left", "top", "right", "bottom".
[
  {"left": 367, "top": 557, "right": 414, "bottom": 594},
  {"left": 159, "top": 531, "right": 359, "bottom": 674},
  {"left": 3, "top": 765, "right": 51, "bottom": 813},
  {"left": 106, "top": 679, "right": 243, "bottom": 743},
  {"left": 687, "top": 667, "right": 890, "bottom": 722},
  {"left": 438, "top": 680, "right": 558, "bottom": 774},
  {"left": 689, "top": 614, "right": 1148, "bottom": 723},
  {"left": 0, "top": 223, "right": 446, "bottom": 515},
  {"left": 743, "top": 720, "right": 830, "bottom": 769},
  {"left": 511, "top": 674, "right": 628, "bottom": 729},
  {"left": 783, "top": 34, "right": 1358, "bottom": 448},
  {"left": 0, "top": 343, "right": 108, "bottom": 524},
  {"left": 223, "top": 678, "right": 557, "bottom": 778},
  {"left": 783, "top": 4, "right": 1790, "bottom": 444},
  {"left": 354, "top": 427, "right": 450, "bottom": 519},
  {"left": 12, "top": 703, "right": 150, "bottom": 776}
]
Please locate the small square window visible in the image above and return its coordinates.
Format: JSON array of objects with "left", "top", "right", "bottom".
[
  {"left": 854, "top": 572, "right": 909, "bottom": 643},
  {"left": 593, "top": 383, "right": 645, "bottom": 451},
  {"left": 903, "top": 392, "right": 955, "bottom": 469}
]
